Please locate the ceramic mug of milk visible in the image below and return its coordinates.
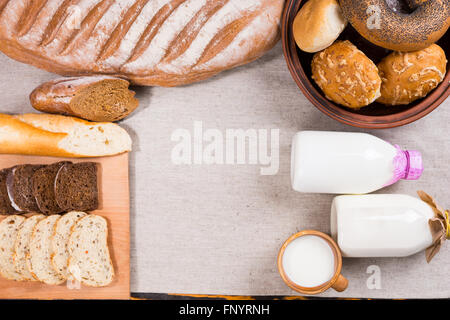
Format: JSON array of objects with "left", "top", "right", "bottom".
[{"left": 277, "top": 230, "right": 348, "bottom": 295}]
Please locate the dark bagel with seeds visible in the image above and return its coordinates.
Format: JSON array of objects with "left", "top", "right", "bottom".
[{"left": 339, "top": 0, "right": 449, "bottom": 51}]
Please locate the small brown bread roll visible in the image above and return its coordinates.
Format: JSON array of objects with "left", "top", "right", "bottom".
[
  {"left": 377, "top": 44, "right": 447, "bottom": 106},
  {"left": 30, "top": 76, "right": 139, "bottom": 122},
  {"left": 311, "top": 41, "right": 382, "bottom": 109},
  {"left": 293, "top": 0, "right": 347, "bottom": 53}
]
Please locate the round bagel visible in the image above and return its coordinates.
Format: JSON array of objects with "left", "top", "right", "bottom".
[{"left": 339, "top": 0, "right": 449, "bottom": 51}]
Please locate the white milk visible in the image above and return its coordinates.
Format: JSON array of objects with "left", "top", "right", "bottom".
[
  {"left": 282, "top": 235, "right": 335, "bottom": 287},
  {"left": 291, "top": 131, "right": 423, "bottom": 194},
  {"left": 331, "top": 194, "right": 434, "bottom": 257}
]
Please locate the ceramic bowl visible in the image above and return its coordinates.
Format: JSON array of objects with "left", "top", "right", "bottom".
[{"left": 282, "top": 0, "right": 450, "bottom": 129}]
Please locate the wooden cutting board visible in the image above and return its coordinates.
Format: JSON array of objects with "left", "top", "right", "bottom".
[{"left": 0, "top": 153, "right": 130, "bottom": 299}]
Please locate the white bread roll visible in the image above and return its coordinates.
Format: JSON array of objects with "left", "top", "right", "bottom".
[
  {"left": 0, "top": 113, "right": 131, "bottom": 157},
  {"left": 293, "top": 0, "right": 347, "bottom": 53}
]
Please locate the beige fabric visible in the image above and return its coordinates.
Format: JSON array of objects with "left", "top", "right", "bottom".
[{"left": 1, "top": 45, "right": 450, "bottom": 298}]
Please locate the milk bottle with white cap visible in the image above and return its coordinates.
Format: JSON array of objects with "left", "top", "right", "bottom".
[{"left": 291, "top": 131, "right": 423, "bottom": 194}]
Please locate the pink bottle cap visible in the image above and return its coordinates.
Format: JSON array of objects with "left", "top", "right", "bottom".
[
  {"left": 403, "top": 150, "right": 423, "bottom": 180},
  {"left": 386, "top": 146, "right": 424, "bottom": 187}
]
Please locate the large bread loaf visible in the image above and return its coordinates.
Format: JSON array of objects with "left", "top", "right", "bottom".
[{"left": 0, "top": 0, "right": 284, "bottom": 86}]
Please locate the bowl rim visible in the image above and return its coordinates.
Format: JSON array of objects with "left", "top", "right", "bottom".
[{"left": 281, "top": 0, "right": 450, "bottom": 129}]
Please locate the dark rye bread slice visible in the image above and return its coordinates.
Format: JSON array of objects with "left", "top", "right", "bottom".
[
  {"left": 0, "top": 169, "right": 18, "bottom": 215},
  {"left": 55, "top": 162, "right": 99, "bottom": 212},
  {"left": 32, "top": 161, "right": 72, "bottom": 215},
  {"left": 6, "top": 165, "right": 45, "bottom": 213}
]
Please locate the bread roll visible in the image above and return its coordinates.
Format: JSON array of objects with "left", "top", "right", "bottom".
[
  {"left": 0, "top": 113, "right": 131, "bottom": 157},
  {"left": 311, "top": 41, "right": 382, "bottom": 109},
  {"left": 30, "top": 76, "right": 139, "bottom": 122},
  {"left": 293, "top": 0, "right": 347, "bottom": 53},
  {"left": 377, "top": 44, "right": 447, "bottom": 105}
]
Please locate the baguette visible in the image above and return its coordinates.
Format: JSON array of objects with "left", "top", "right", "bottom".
[
  {"left": 0, "top": 113, "right": 131, "bottom": 157},
  {"left": 30, "top": 76, "right": 139, "bottom": 122},
  {"left": 0, "top": 0, "right": 283, "bottom": 87}
]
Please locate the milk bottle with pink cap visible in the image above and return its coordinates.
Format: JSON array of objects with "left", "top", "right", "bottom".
[{"left": 291, "top": 131, "right": 423, "bottom": 194}]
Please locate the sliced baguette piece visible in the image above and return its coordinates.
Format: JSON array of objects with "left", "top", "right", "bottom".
[
  {"left": 0, "top": 215, "right": 26, "bottom": 280},
  {"left": 13, "top": 214, "right": 45, "bottom": 281},
  {"left": 29, "top": 215, "right": 65, "bottom": 285},
  {"left": 68, "top": 215, "right": 114, "bottom": 287},
  {"left": 30, "top": 76, "right": 139, "bottom": 122},
  {"left": 0, "top": 113, "right": 131, "bottom": 157},
  {"left": 51, "top": 211, "right": 87, "bottom": 279}
]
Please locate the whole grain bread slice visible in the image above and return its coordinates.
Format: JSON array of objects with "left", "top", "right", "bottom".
[
  {"left": 0, "top": 215, "right": 26, "bottom": 280},
  {"left": 32, "top": 161, "right": 71, "bottom": 215},
  {"left": 55, "top": 162, "right": 98, "bottom": 212},
  {"left": 51, "top": 211, "right": 87, "bottom": 279},
  {"left": 7, "top": 164, "right": 45, "bottom": 212},
  {"left": 68, "top": 215, "right": 114, "bottom": 287},
  {"left": 13, "top": 214, "right": 45, "bottom": 281},
  {"left": 0, "top": 168, "right": 18, "bottom": 215},
  {"left": 29, "top": 215, "right": 65, "bottom": 285}
]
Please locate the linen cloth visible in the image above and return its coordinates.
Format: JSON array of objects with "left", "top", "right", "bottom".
[{"left": 0, "top": 44, "right": 449, "bottom": 298}]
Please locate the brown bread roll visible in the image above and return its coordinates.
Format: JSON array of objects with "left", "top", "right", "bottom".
[
  {"left": 30, "top": 76, "right": 139, "bottom": 122},
  {"left": 311, "top": 40, "right": 382, "bottom": 109},
  {"left": 377, "top": 44, "right": 447, "bottom": 106}
]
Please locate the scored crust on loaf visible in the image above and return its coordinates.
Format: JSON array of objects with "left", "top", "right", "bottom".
[
  {"left": 29, "top": 215, "right": 65, "bottom": 285},
  {"left": 55, "top": 162, "right": 99, "bottom": 212},
  {"left": 13, "top": 214, "right": 45, "bottom": 281},
  {"left": 68, "top": 215, "right": 114, "bottom": 287},
  {"left": 0, "top": 0, "right": 283, "bottom": 86},
  {"left": 30, "top": 76, "right": 139, "bottom": 122},
  {"left": 52, "top": 211, "right": 87, "bottom": 280},
  {"left": 13, "top": 114, "right": 132, "bottom": 157},
  {"left": 0, "top": 215, "right": 26, "bottom": 280}
]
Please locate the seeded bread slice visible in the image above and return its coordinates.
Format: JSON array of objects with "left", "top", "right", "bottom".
[
  {"left": 0, "top": 169, "right": 18, "bottom": 215},
  {"left": 55, "top": 162, "right": 98, "bottom": 212},
  {"left": 51, "top": 211, "right": 87, "bottom": 279},
  {"left": 32, "top": 161, "right": 71, "bottom": 215},
  {"left": 7, "top": 164, "right": 45, "bottom": 212},
  {"left": 68, "top": 215, "right": 114, "bottom": 287},
  {"left": 0, "top": 215, "right": 26, "bottom": 280},
  {"left": 13, "top": 214, "right": 45, "bottom": 281},
  {"left": 29, "top": 215, "right": 65, "bottom": 285}
]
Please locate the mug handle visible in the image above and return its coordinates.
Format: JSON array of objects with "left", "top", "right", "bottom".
[{"left": 331, "top": 274, "right": 348, "bottom": 292}]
